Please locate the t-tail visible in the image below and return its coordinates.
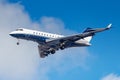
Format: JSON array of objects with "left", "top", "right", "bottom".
[
  {"left": 83, "top": 27, "right": 93, "bottom": 42},
  {"left": 82, "top": 24, "right": 112, "bottom": 43}
]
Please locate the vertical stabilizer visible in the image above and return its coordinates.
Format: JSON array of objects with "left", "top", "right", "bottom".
[{"left": 83, "top": 27, "right": 94, "bottom": 42}]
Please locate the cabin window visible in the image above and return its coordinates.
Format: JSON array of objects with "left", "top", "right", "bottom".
[
  {"left": 43, "top": 33, "right": 45, "bottom": 36},
  {"left": 41, "top": 33, "right": 43, "bottom": 36},
  {"left": 16, "top": 29, "right": 23, "bottom": 31},
  {"left": 36, "top": 32, "right": 39, "bottom": 35}
]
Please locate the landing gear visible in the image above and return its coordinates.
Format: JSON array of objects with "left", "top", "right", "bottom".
[
  {"left": 17, "top": 42, "right": 19, "bottom": 45},
  {"left": 59, "top": 43, "right": 65, "bottom": 50},
  {"left": 44, "top": 53, "right": 48, "bottom": 56},
  {"left": 17, "top": 39, "right": 20, "bottom": 45},
  {"left": 40, "top": 52, "right": 47, "bottom": 58},
  {"left": 50, "top": 50, "right": 55, "bottom": 54},
  {"left": 47, "top": 48, "right": 56, "bottom": 54},
  {"left": 60, "top": 46, "right": 65, "bottom": 50}
]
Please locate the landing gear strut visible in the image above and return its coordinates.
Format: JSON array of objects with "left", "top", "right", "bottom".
[{"left": 17, "top": 39, "right": 20, "bottom": 45}]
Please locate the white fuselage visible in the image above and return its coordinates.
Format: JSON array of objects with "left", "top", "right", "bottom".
[
  {"left": 10, "top": 28, "right": 63, "bottom": 42},
  {"left": 9, "top": 28, "right": 91, "bottom": 46}
]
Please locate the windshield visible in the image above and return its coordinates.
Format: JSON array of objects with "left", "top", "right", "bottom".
[{"left": 16, "top": 28, "right": 23, "bottom": 31}]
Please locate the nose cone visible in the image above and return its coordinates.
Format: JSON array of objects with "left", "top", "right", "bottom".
[{"left": 9, "top": 32, "right": 16, "bottom": 37}]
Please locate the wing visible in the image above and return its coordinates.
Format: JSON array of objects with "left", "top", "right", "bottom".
[
  {"left": 38, "top": 24, "right": 112, "bottom": 58},
  {"left": 46, "top": 24, "right": 112, "bottom": 45}
]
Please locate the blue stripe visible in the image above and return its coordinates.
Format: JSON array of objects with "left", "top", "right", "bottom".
[{"left": 12, "top": 34, "right": 49, "bottom": 42}]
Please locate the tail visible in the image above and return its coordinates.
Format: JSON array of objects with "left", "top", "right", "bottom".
[
  {"left": 82, "top": 24, "right": 112, "bottom": 42},
  {"left": 83, "top": 27, "right": 94, "bottom": 42}
]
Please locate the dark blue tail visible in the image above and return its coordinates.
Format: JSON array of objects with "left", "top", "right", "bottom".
[{"left": 82, "top": 27, "right": 94, "bottom": 42}]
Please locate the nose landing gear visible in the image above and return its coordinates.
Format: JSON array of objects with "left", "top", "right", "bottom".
[
  {"left": 17, "top": 42, "right": 19, "bottom": 45},
  {"left": 17, "top": 39, "right": 20, "bottom": 45}
]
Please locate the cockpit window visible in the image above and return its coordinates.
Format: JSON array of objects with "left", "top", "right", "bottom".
[{"left": 16, "top": 28, "right": 23, "bottom": 31}]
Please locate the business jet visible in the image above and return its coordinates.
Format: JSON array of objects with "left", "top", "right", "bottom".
[{"left": 9, "top": 24, "right": 112, "bottom": 58}]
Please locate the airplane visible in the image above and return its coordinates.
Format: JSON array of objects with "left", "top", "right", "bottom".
[{"left": 9, "top": 24, "right": 112, "bottom": 58}]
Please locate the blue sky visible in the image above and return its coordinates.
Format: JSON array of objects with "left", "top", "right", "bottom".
[{"left": 0, "top": 0, "right": 120, "bottom": 80}]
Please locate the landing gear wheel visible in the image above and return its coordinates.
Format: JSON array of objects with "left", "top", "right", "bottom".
[
  {"left": 17, "top": 42, "right": 19, "bottom": 45},
  {"left": 44, "top": 53, "right": 48, "bottom": 56},
  {"left": 60, "top": 46, "right": 65, "bottom": 50},
  {"left": 17, "top": 39, "right": 20, "bottom": 45},
  {"left": 51, "top": 50, "right": 55, "bottom": 54},
  {"left": 59, "top": 43, "right": 65, "bottom": 50}
]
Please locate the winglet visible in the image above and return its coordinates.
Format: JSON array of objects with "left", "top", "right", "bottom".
[{"left": 106, "top": 23, "right": 112, "bottom": 29}]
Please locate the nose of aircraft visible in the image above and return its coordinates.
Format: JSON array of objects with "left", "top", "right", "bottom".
[{"left": 9, "top": 32, "right": 16, "bottom": 37}]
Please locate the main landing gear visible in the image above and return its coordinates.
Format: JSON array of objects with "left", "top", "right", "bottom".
[
  {"left": 43, "top": 49, "right": 56, "bottom": 57},
  {"left": 46, "top": 49, "right": 56, "bottom": 55}
]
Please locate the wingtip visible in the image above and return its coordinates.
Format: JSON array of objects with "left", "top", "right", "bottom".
[{"left": 107, "top": 23, "right": 112, "bottom": 29}]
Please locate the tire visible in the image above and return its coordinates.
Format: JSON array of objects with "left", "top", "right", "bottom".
[{"left": 51, "top": 50, "right": 55, "bottom": 54}]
